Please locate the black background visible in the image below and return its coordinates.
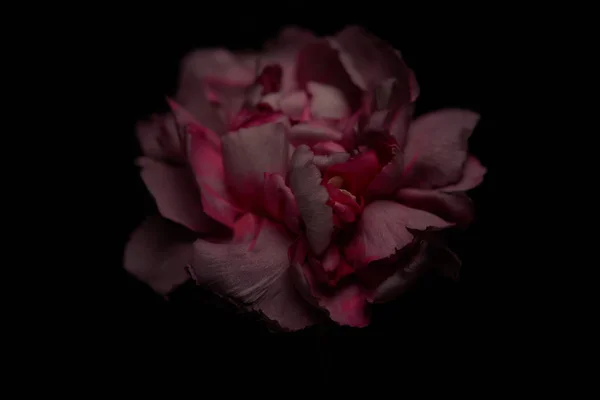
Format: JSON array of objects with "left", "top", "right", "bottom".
[{"left": 101, "top": 15, "right": 514, "bottom": 381}]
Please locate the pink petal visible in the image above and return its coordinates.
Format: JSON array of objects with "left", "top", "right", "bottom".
[
  {"left": 329, "top": 26, "right": 415, "bottom": 100},
  {"left": 292, "top": 261, "right": 370, "bottom": 327},
  {"left": 178, "top": 49, "right": 254, "bottom": 127},
  {"left": 136, "top": 113, "right": 187, "bottom": 162},
  {"left": 123, "top": 216, "right": 195, "bottom": 295},
  {"left": 296, "top": 40, "right": 363, "bottom": 112},
  {"left": 312, "top": 141, "right": 347, "bottom": 155},
  {"left": 263, "top": 173, "right": 300, "bottom": 233},
  {"left": 289, "top": 122, "right": 344, "bottom": 144},
  {"left": 221, "top": 121, "right": 290, "bottom": 209},
  {"left": 188, "top": 131, "right": 242, "bottom": 228},
  {"left": 289, "top": 145, "right": 335, "bottom": 255},
  {"left": 306, "top": 82, "right": 351, "bottom": 120},
  {"left": 371, "top": 240, "right": 461, "bottom": 303},
  {"left": 181, "top": 49, "right": 256, "bottom": 85},
  {"left": 259, "top": 26, "right": 317, "bottom": 94},
  {"left": 395, "top": 188, "right": 475, "bottom": 226},
  {"left": 441, "top": 155, "right": 487, "bottom": 192},
  {"left": 137, "top": 157, "right": 214, "bottom": 233},
  {"left": 175, "top": 52, "right": 235, "bottom": 135},
  {"left": 280, "top": 90, "right": 309, "bottom": 119},
  {"left": 366, "top": 155, "right": 404, "bottom": 197},
  {"left": 190, "top": 219, "right": 319, "bottom": 331},
  {"left": 401, "top": 109, "right": 480, "bottom": 189},
  {"left": 344, "top": 201, "right": 452, "bottom": 268},
  {"left": 167, "top": 98, "right": 221, "bottom": 149}
]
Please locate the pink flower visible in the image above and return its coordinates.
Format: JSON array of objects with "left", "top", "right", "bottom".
[{"left": 124, "top": 26, "right": 486, "bottom": 331}]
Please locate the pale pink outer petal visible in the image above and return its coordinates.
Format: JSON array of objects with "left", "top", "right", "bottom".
[
  {"left": 394, "top": 155, "right": 486, "bottom": 226},
  {"left": 289, "top": 145, "right": 334, "bottom": 255},
  {"left": 344, "top": 201, "right": 453, "bottom": 268},
  {"left": 123, "top": 216, "right": 195, "bottom": 295},
  {"left": 371, "top": 240, "right": 461, "bottom": 303},
  {"left": 221, "top": 121, "right": 290, "bottom": 206},
  {"left": 180, "top": 49, "right": 256, "bottom": 85},
  {"left": 137, "top": 157, "right": 214, "bottom": 233},
  {"left": 328, "top": 26, "right": 414, "bottom": 96},
  {"left": 401, "top": 109, "right": 480, "bottom": 189},
  {"left": 136, "top": 113, "right": 187, "bottom": 162},
  {"left": 175, "top": 49, "right": 256, "bottom": 135},
  {"left": 440, "top": 155, "right": 487, "bottom": 192},
  {"left": 190, "top": 219, "right": 319, "bottom": 331},
  {"left": 395, "top": 189, "right": 475, "bottom": 227}
]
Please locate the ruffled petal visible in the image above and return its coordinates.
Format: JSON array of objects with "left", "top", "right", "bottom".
[
  {"left": 123, "top": 216, "right": 195, "bottom": 295},
  {"left": 394, "top": 155, "right": 485, "bottom": 226},
  {"left": 401, "top": 109, "right": 480, "bottom": 189},
  {"left": 221, "top": 121, "right": 290, "bottom": 209},
  {"left": 136, "top": 113, "right": 187, "bottom": 163},
  {"left": 190, "top": 218, "right": 319, "bottom": 331},
  {"left": 329, "top": 26, "right": 415, "bottom": 99},
  {"left": 371, "top": 240, "right": 461, "bottom": 303},
  {"left": 441, "top": 155, "right": 487, "bottom": 192},
  {"left": 344, "top": 201, "right": 452, "bottom": 268},
  {"left": 395, "top": 188, "right": 475, "bottom": 226},
  {"left": 137, "top": 157, "right": 214, "bottom": 233},
  {"left": 289, "top": 145, "right": 335, "bottom": 255},
  {"left": 291, "top": 258, "right": 370, "bottom": 328}
]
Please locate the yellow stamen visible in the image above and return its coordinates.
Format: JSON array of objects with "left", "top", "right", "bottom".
[{"left": 327, "top": 176, "right": 343, "bottom": 188}]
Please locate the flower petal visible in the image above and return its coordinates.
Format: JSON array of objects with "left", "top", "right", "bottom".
[
  {"left": 441, "top": 155, "right": 487, "bottom": 192},
  {"left": 289, "top": 145, "right": 334, "bottom": 255},
  {"left": 344, "top": 201, "right": 452, "bottom": 268},
  {"left": 263, "top": 173, "right": 300, "bottom": 233},
  {"left": 280, "top": 90, "right": 309, "bottom": 119},
  {"left": 296, "top": 40, "right": 363, "bottom": 112},
  {"left": 401, "top": 109, "right": 480, "bottom": 189},
  {"left": 289, "top": 122, "right": 344, "bottom": 144},
  {"left": 123, "top": 216, "right": 195, "bottom": 295},
  {"left": 137, "top": 157, "right": 214, "bottom": 233},
  {"left": 259, "top": 26, "right": 317, "bottom": 94},
  {"left": 292, "top": 260, "right": 370, "bottom": 327},
  {"left": 190, "top": 219, "right": 319, "bottom": 331},
  {"left": 136, "top": 113, "right": 187, "bottom": 163},
  {"left": 306, "top": 82, "right": 351, "bottom": 120},
  {"left": 371, "top": 240, "right": 461, "bottom": 303},
  {"left": 395, "top": 188, "right": 475, "bottom": 226},
  {"left": 188, "top": 132, "right": 242, "bottom": 228},
  {"left": 221, "top": 121, "right": 290, "bottom": 208},
  {"left": 175, "top": 49, "right": 256, "bottom": 133},
  {"left": 329, "top": 26, "right": 414, "bottom": 98}
]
